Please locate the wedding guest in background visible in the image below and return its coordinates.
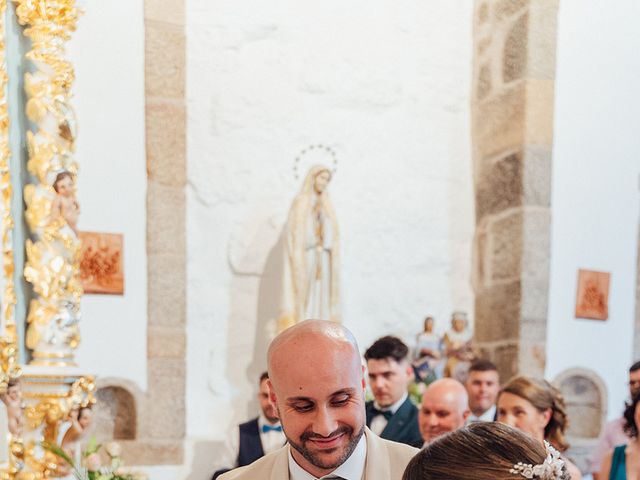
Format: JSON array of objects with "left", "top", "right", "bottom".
[
  {"left": 364, "top": 336, "right": 422, "bottom": 447},
  {"left": 465, "top": 359, "right": 500, "bottom": 423},
  {"left": 590, "top": 360, "right": 640, "bottom": 479},
  {"left": 419, "top": 378, "right": 470, "bottom": 446},
  {"left": 402, "top": 422, "right": 570, "bottom": 480},
  {"left": 498, "top": 375, "right": 582, "bottom": 479},
  {"left": 599, "top": 391, "right": 640, "bottom": 480},
  {"left": 212, "top": 372, "right": 285, "bottom": 479},
  {"left": 220, "top": 320, "right": 418, "bottom": 480}
]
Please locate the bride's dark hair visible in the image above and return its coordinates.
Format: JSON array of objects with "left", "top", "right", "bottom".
[{"left": 402, "top": 422, "right": 570, "bottom": 480}]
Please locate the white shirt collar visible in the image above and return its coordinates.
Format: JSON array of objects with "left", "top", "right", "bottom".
[
  {"left": 466, "top": 404, "right": 496, "bottom": 424},
  {"left": 257, "top": 412, "right": 281, "bottom": 429},
  {"left": 373, "top": 392, "right": 408, "bottom": 414},
  {"left": 287, "top": 432, "right": 367, "bottom": 480}
]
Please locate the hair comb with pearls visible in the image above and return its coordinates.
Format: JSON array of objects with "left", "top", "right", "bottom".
[{"left": 510, "top": 441, "right": 565, "bottom": 479}]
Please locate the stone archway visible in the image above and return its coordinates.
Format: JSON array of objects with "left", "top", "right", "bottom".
[
  {"left": 471, "top": 0, "right": 559, "bottom": 381},
  {"left": 554, "top": 368, "right": 608, "bottom": 474}
]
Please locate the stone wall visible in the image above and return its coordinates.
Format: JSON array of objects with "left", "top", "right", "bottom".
[
  {"left": 130, "top": 0, "right": 187, "bottom": 465},
  {"left": 185, "top": 0, "right": 476, "bottom": 472},
  {"left": 471, "top": 0, "right": 559, "bottom": 381}
]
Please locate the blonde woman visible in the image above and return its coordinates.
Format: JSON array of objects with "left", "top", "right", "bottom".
[{"left": 498, "top": 375, "right": 582, "bottom": 479}]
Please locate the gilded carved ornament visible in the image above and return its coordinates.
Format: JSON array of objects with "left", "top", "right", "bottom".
[{"left": 12, "top": 0, "right": 83, "bottom": 367}]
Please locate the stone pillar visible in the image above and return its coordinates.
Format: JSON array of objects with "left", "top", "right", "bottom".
[
  {"left": 471, "top": 0, "right": 559, "bottom": 381},
  {"left": 135, "top": 0, "right": 187, "bottom": 465}
]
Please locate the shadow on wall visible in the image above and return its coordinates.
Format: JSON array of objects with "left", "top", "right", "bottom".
[
  {"left": 225, "top": 226, "right": 285, "bottom": 417},
  {"left": 248, "top": 230, "right": 284, "bottom": 377}
]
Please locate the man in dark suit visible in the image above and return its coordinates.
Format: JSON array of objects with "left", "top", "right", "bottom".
[
  {"left": 364, "top": 336, "right": 422, "bottom": 448},
  {"left": 212, "top": 372, "right": 285, "bottom": 479}
]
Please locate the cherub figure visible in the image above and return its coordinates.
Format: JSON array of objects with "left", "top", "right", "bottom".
[
  {"left": 50, "top": 171, "right": 80, "bottom": 233},
  {"left": 0, "top": 380, "right": 24, "bottom": 436},
  {"left": 58, "top": 407, "right": 93, "bottom": 476}
]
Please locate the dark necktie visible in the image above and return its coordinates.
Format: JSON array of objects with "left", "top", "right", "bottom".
[
  {"left": 261, "top": 424, "right": 283, "bottom": 433},
  {"left": 370, "top": 407, "right": 392, "bottom": 421}
]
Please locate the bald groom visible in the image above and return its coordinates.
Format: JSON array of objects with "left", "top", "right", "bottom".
[{"left": 220, "top": 320, "right": 418, "bottom": 480}]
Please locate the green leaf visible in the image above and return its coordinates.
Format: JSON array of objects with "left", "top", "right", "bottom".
[
  {"left": 42, "top": 441, "right": 75, "bottom": 468},
  {"left": 84, "top": 436, "right": 102, "bottom": 457}
]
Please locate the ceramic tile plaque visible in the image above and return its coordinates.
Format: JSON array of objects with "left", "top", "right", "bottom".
[
  {"left": 79, "top": 231, "right": 124, "bottom": 295},
  {"left": 575, "top": 269, "right": 610, "bottom": 320}
]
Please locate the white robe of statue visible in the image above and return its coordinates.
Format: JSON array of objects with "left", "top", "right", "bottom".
[{"left": 278, "top": 165, "right": 340, "bottom": 331}]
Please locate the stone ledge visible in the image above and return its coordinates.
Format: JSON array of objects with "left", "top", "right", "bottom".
[{"left": 118, "top": 439, "right": 184, "bottom": 466}]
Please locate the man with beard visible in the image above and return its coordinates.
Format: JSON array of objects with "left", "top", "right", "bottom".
[
  {"left": 212, "top": 372, "right": 286, "bottom": 479},
  {"left": 418, "top": 378, "right": 470, "bottom": 446},
  {"left": 220, "top": 320, "right": 418, "bottom": 479}
]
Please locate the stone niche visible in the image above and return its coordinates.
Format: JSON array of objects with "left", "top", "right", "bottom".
[
  {"left": 554, "top": 368, "right": 607, "bottom": 474},
  {"left": 93, "top": 380, "right": 140, "bottom": 441}
]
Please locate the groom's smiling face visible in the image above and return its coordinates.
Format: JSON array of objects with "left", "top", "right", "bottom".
[{"left": 268, "top": 331, "right": 366, "bottom": 478}]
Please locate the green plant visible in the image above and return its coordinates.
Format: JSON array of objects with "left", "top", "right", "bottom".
[{"left": 43, "top": 437, "right": 147, "bottom": 480}]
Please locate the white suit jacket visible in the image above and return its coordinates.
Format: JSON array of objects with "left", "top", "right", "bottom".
[{"left": 219, "top": 427, "right": 418, "bottom": 480}]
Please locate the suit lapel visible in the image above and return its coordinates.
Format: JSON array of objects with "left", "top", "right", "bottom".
[
  {"left": 363, "top": 428, "right": 390, "bottom": 480},
  {"left": 381, "top": 397, "right": 411, "bottom": 439},
  {"left": 365, "top": 401, "right": 375, "bottom": 426},
  {"left": 271, "top": 446, "right": 291, "bottom": 480}
]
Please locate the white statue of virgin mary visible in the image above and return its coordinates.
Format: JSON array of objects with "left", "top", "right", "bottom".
[{"left": 278, "top": 165, "right": 340, "bottom": 331}]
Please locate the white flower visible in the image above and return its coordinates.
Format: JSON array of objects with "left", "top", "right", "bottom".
[{"left": 104, "top": 441, "right": 122, "bottom": 458}]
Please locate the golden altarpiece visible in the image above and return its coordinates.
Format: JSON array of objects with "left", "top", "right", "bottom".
[{"left": 0, "top": 1, "right": 95, "bottom": 478}]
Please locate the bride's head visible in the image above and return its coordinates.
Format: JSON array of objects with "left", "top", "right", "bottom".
[{"left": 402, "top": 422, "right": 569, "bottom": 480}]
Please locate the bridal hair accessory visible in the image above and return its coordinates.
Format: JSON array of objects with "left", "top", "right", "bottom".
[{"left": 510, "top": 441, "right": 565, "bottom": 479}]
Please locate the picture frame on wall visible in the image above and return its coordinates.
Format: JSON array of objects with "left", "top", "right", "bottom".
[
  {"left": 575, "top": 269, "right": 610, "bottom": 321},
  {"left": 79, "top": 231, "right": 124, "bottom": 295}
]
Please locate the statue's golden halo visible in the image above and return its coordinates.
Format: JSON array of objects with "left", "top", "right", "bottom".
[{"left": 293, "top": 144, "right": 338, "bottom": 180}]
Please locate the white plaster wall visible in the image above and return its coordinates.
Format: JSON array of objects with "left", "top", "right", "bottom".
[
  {"left": 186, "top": 0, "right": 475, "bottom": 446},
  {"left": 68, "top": 0, "right": 148, "bottom": 389},
  {"left": 547, "top": 0, "right": 640, "bottom": 419}
]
